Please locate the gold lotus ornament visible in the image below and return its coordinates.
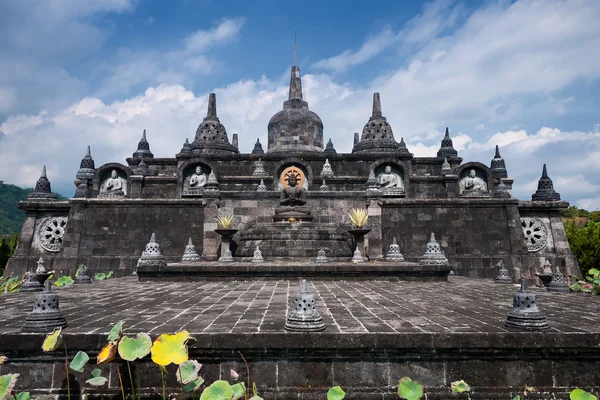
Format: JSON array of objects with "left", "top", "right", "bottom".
[
  {"left": 215, "top": 215, "right": 234, "bottom": 229},
  {"left": 348, "top": 208, "right": 368, "bottom": 228}
]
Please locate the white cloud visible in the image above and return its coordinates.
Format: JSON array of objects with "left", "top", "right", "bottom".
[{"left": 184, "top": 18, "right": 246, "bottom": 53}]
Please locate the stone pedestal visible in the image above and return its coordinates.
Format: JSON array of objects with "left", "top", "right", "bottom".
[
  {"left": 215, "top": 229, "right": 237, "bottom": 262},
  {"left": 348, "top": 229, "right": 371, "bottom": 261}
]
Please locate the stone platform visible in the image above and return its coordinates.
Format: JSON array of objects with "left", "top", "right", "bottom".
[
  {"left": 137, "top": 260, "right": 451, "bottom": 281},
  {"left": 1, "top": 277, "right": 599, "bottom": 398}
]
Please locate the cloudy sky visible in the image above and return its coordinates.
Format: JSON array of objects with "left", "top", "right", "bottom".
[{"left": 0, "top": 0, "right": 599, "bottom": 209}]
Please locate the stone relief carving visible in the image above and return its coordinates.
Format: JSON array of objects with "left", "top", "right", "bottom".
[
  {"left": 459, "top": 168, "right": 488, "bottom": 197},
  {"left": 99, "top": 169, "right": 128, "bottom": 197},
  {"left": 183, "top": 165, "right": 209, "bottom": 192},
  {"left": 38, "top": 217, "right": 68, "bottom": 252},
  {"left": 521, "top": 217, "right": 548, "bottom": 253}
]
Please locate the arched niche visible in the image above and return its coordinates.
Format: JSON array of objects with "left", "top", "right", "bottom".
[
  {"left": 272, "top": 158, "right": 313, "bottom": 191},
  {"left": 456, "top": 162, "right": 493, "bottom": 197},
  {"left": 178, "top": 158, "right": 218, "bottom": 194},
  {"left": 94, "top": 163, "right": 133, "bottom": 197},
  {"left": 369, "top": 158, "right": 407, "bottom": 194}
]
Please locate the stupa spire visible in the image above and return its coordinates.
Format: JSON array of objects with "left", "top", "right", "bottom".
[
  {"left": 133, "top": 129, "right": 154, "bottom": 158},
  {"left": 372, "top": 93, "right": 382, "bottom": 118},
  {"left": 207, "top": 93, "right": 217, "bottom": 119},
  {"left": 288, "top": 66, "right": 303, "bottom": 101}
]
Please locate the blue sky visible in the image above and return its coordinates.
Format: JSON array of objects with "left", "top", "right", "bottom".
[{"left": 0, "top": 0, "right": 599, "bottom": 208}]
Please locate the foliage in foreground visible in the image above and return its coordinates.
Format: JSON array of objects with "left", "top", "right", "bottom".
[{"left": 565, "top": 220, "right": 600, "bottom": 277}]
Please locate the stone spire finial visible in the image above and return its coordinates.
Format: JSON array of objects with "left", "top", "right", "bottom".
[
  {"left": 285, "top": 279, "right": 325, "bottom": 332},
  {"left": 252, "top": 159, "right": 266, "bottom": 176},
  {"left": 257, "top": 179, "right": 267, "bottom": 192},
  {"left": 288, "top": 66, "right": 303, "bottom": 101},
  {"left": 136, "top": 233, "right": 166, "bottom": 269},
  {"left": 372, "top": 92, "right": 382, "bottom": 118},
  {"left": 437, "top": 127, "right": 458, "bottom": 158},
  {"left": 505, "top": 279, "right": 549, "bottom": 330},
  {"left": 441, "top": 157, "right": 452, "bottom": 175},
  {"left": 207, "top": 93, "right": 217, "bottom": 118},
  {"left": 179, "top": 138, "right": 192, "bottom": 156},
  {"left": 252, "top": 138, "right": 265, "bottom": 154},
  {"left": 397, "top": 137, "right": 412, "bottom": 156},
  {"left": 420, "top": 233, "right": 449, "bottom": 266},
  {"left": 320, "top": 159, "right": 334, "bottom": 177},
  {"left": 191, "top": 93, "right": 238, "bottom": 154},
  {"left": 354, "top": 132, "right": 360, "bottom": 146},
  {"left": 133, "top": 129, "right": 154, "bottom": 158},
  {"left": 352, "top": 92, "right": 398, "bottom": 153},
  {"left": 29, "top": 166, "right": 57, "bottom": 201},
  {"left": 22, "top": 281, "right": 68, "bottom": 332},
  {"left": 324, "top": 138, "right": 336, "bottom": 154},
  {"left": 232, "top": 133, "right": 239, "bottom": 149},
  {"left": 490, "top": 145, "right": 508, "bottom": 180},
  {"left": 181, "top": 237, "right": 200, "bottom": 262},
  {"left": 205, "top": 170, "right": 219, "bottom": 191},
  {"left": 75, "top": 145, "right": 95, "bottom": 196},
  {"left": 532, "top": 164, "right": 561, "bottom": 201}
]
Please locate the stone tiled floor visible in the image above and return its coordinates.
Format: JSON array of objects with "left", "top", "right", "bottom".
[{"left": 1, "top": 277, "right": 599, "bottom": 335}]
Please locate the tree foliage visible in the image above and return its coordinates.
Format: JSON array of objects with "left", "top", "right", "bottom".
[
  {"left": 565, "top": 220, "right": 600, "bottom": 277},
  {"left": 0, "top": 234, "right": 18, "bottom": 274}
]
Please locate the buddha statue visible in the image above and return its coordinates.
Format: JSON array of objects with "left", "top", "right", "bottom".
[
  {"left": 377, "top": 166, "right": 405, "bottom": 196},
  {"left": 100, "top": 169, "right": 127, "bottom": 196},
  {"left": 189, "top": 166, "right": 208, "bottom": 189},
  {"left": 274, "top": 173, "right": 312, "bottom": 219},
  {"left": 459, "top": 169, "right": 488, "bottom": 196}
]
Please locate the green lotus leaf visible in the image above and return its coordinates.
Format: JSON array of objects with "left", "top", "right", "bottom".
[
  {"left": 184, "top": 376, "right": 205, "bottom": 393},
  {"left": 231, "top": 382, "right": 246, "bottom": 400},
  {"left": 42, "top": 328, "right": 62, "bottom": 352},
  {"left": 200, "top": 380, "right": 233, "bottom": 400},
  {"left": 118, "top": 333, "right": 152, "bottom": 362},
  {"left": 398, "top": 377, "right": 423, "bottom": 400},
  {"left": 86, "top": 369, "right": 108, "bottom": 387},
  {"left": 570, "top": 388, "right": 598, "bottom": 400},
  {"left": 0, "top": 374, "right": 19, "bottom": 400},
  {"left": 107, "top": 320, "right": 124, "bottom": 343},
  {"left": 106, "top": 271, "right": 114, "bottom": 279},
  {"left": 69, "top": 351, "right": 89, "bottom": 372},
  {"left": 327, "top": 386, "right": 346, "bottom": 400},
  {"left": 177, "top": 360, "right": 202, "bottom": 385},
  {"left": 14, "top": 393, "right": 30, "bottom": 400},
  {"left": 451, "top": 380, "right": 470, "bottom": 393},
  {"left": 95, "top": 273, "right": 106, "bottom": 281},
  {"left": 249, "top": 397, "right": 264, "bottom": 400},
  {"left": 513, "top": 396, "right": 521, "bottom": 400},
  {"left": 54, "top": 276, "right": 74, "bottom": 287}
]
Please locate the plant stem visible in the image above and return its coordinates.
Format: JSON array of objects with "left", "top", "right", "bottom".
[
  {"left": 127, "top": 361, "right": 136, "bottom": 400},
  {"left": 117, "top": 364, "right": 126, "bottom": 400},
  {"left": 161, "top": 365, "right": 166, "bottom": 400},
  {"left": 137, "top": 368, "right": 141, "bottom": 400},
  {"left": 178, "top": 366, "right": 185, "bottom": 399},
  {"left": 63, "top": 340, "right": 71, "bottom": 400},
  {"left": 238, "top": 350, "right": 250, "bottom": 400},
  {"left": 83, "top": 380, "right": 89, "bottom": 400}
]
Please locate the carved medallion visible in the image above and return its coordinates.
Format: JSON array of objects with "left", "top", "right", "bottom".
[
  {"left": 280, "top": 166, "right": 306, "bottom": 189},
  {"left": 39, "top": 217, "right": 68, "bottom": 252},
  {"left": 521, "top": 217, "right": 548, "bottom": 252}
]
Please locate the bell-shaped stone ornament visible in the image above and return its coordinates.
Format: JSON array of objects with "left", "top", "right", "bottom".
[
  {"left": 366, "top": 171, "right": 379, "bottom": 191},
  {"left": 181, "top": 237, "right": 200, "bottom": 262},
  {"left": 419, "top": 233, "right": 449, "bottom": 266},
  {"left": 315, "top": 249, "right": 329, "bottom": 263},
  {"left": 319, "top": 180, "right": 329, "bottom": 192},
  {"left": 320, "top": 159, "right": 334, "bottom": 177},
  {"left": 21, "top": 270, "right": 43, "bottom": 292},
  {"left": 547, "top": 265, "right": 569, "bottom": 293},
  {"left": 205, "top": 170, "right": 219, "bottom": 191},
  {"left": 251, "top": 245, "right": 264, "bottom": 263},
  {"left": 137, "top": 233, "right": 166, "bottom": 268},
  {"left": 257, "top": 179, "right": 267, "bottom": 192},
  {"left": 505, "top": 279, "right": 549, "bottom": 331},
  {"left": 351, "top": 248, "right": 364, "bottom": 263},
  {"left": 385, "top": 237, "right": 404, "bottom": 261},
  {"left": 285, "top": 279, "right": 325, "bottom": 332},
  {"left": 22, "top": 281, "right": 68, "bottom": 332},
  {"left": 494, "top": 260, "right": 512, "bottom": 284},
  {"left": 74, "top": 265, "right": 92, "bottom": 284},
  {"left": 252, "top": 159, "right": 267, "bottom": 176}
]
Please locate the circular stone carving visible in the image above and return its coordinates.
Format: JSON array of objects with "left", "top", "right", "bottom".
[
  {"left": 279, "top": 166, "right": 306, "bottom": 189},
  {"left": 521, "top": 217, "right": 548, "bottom": 253},
  {"left": 39, "top": 217, "right": 68, "bottom": 252}
]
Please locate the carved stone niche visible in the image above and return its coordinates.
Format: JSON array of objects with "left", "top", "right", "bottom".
[
  {"left": 98, "top": 168, "right": 128, "bottom": 198},
  {"left": 458, "top": 167, "right": 490, "bottom": 198},
  {"left": 374, "top": 163, "right": 405, "bottom": 197},
  {"left": 182, "top": 164, "right": 210, "bottom": 197}
]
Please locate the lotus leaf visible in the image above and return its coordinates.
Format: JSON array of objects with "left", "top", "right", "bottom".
[
  {"left": 118, "top": 333, "right": 152, "bottom": 361},
  {"left": 151, "top": 330, "right": 192, "bottom": 366},
  {"left": 107, "top": 320, "right": 124, "bottom": 342},
  {"left": 177, "top": 360, "right": 202, "bottom": 385},
  {"left": 95, "top": 273, "right": 106, "bottom": 281},
  {"left": 451, "top": 380, "right": 470, "bottom": 393},
  {"left": 230, "top": 382, "right": 246, "bottom": 400},
  {"left": 398, "top": 377, "right": 423, "bottom": 400},
  {"left": 513, "top": 396, "right": 521, "bottom": 400},
  {"left": 249, "top": 397, "right": 264, "bottom": 400},
  {"left": 106, "top": 271, "right": 114, "bottom": 279},
  {"left": 97, "top": 342, "right": 117, "bottom": 364},
  {"left": 85, "top": 369, "right": 108, "bottom": 387},
  {"left": 570, "top": 389, "right": 598, "bottom": 400},
  {"left": 184, "top": 376, "right": 205, "bottom": 393},
  {"left": 14, "top": 393, "right": 30, "bottom": 400},
  {"left": 327, "top": 386, "right": 346, "bottom": 400},
  {"left": 200, "top": 380, "right": 233, "bottom": 400},
  {"left": 42, "top": 328, "right": 62, "bottom": 352},
  {"left": 69, "top": 351, "right": 89, "bottom": 372},
  {"left": 54, "top": 276, "right": 74, "bottom": 287},
  {"left": 0, "top": 374, "right": 19, "bottom": 400}
]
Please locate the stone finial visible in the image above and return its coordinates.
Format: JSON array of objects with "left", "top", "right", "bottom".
[
  {"left": 136, "top": 233, "right": 166, "bottom": 269},
  {"left": 385, "top": 237, "right": 404, "bottom": 261},
  {"left": 490, "top": 145, "right": 508, "bottom": 180},
  {"left": 319, "top": 180, "right": 329, "bottom": 191},
  {"left": 251, "top": 245, "right": 264, "bottom": 263},
  {"left": 315, "top": 248, "right": 329, "bottom": 263},
  {"left": 135, "top": 160, "right": 150, "bottom": 176},
  {"left": 353, "top": 92, "right": 398, "bottom": 154},
  {"left": 205, "top": 170, "right": 219, "bottom": 191},
  {"left": 232, "top": 133, "right": 239, "bottom": 149},
  {"left": 505, "top": 279, "right": 549, "bottom": 331},
  {"left": 179, "top": 138, "right": 192, "bottom": 156},
  {"left": 397, "top": 137, "right": 412, "bottom": 156},
  {"left": 74, "top": 182, "right": 90, "bottom": 198},
  {"left": 181, "top": 238, "right": 200, "bottom": 262},
  {"left": 494, "top": 180, "right": 511, "bottom": 199},
  {"left": 28, "top": 165, "right": 57, "bottom": 201},
  {"left": 320, "top": 159, "right": 334, "bottom": 177},
  {"left": 366, "top": 171, "right": 380, "bottom": 191},
  {"left": 207, "top": 93, "right": 217, "bottom": 118},
  {"left": 441, "top": 157, "right": 452, "bottom": 175},
  {"left": 36, "top": 257, "right": 46, "bottom": 274},
  {"left": 252, "top": 138, "right": 265, "bottom": 154},
  {"left": 547, "top": 264, "right": 569, "bottom": 293},
  {"left": 542, "top": 259, "right": 553, "bottom": 275},
  {"left": 372, "top": 92, "right": 382, "bottom": 118},
  {"left": 494, "top": 260, "right": 512, "bottom": 284},
  {"left": 76, "top": 145, "right": 95, "bottom": 180},
  {"left": 252, "top": 159, "right": 267, "bottom": 176},
  {"left": 351, "top": 248, "right": 364, "bottom": 263},
  {"left": 285, "top": 279, "right": 325, "bottom": 332},
  {"left": 75, "top": 265, "right": 92, "bottom": 284},
  {"left": 133, "top": 129, "right": 154, "bottom": 158},
  {"left": 191, "top": 93, "right": 238, "bottom": 154},
  {"left": 324, "top": 138, "right": 336, "bottom": 154},
  {"left": 288, "top": 66, "right": 303, "bottom": 101},
  {"left": 257, "top": 179, "right": 267, "bottom": 192},
  {"left": 532, "top": 164, "right": 561, "bottom": 201},
  {"left": 420, "top": 233, "right": 449, "bottom": 266},
  {"left": 22, "top": 281, "right": 68, "bottom": 332},
  {"left": 21, "top": 270, "right": 43, "bottom": 292},
  {"left": 353, "top": 132, "right": 360, "bottom": 146},
  {"left": 437, "top": 127, "right": 458, "bottom": 158}
]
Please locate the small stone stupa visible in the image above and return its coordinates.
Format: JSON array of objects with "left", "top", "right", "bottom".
[
  {"left": 419, "top": 233, "right": 449, "bottom": 266},
  {"left": 494, "top": 260, "right": 513, "bottom": 284},
  {"left": 257, "top": 179, "right": 267, "bottom": 192},
  {"left": 253, "top": 159, "right": 267, "bottom": 176},
  {"left": 285, "top": 279, "right": 325, "bottom": 332},
  {"left": 137, "top": 233, "right": 166, "bottom": 268},
  {"left": 547, "top": 265, "right": 569, "bottom": 293},
  {"left": 21, "top": 270, "right": 43, "bottom": 292},
  {"left": 251, "top": 138, "right": 265, "bottom": 154},
  {"left": 437, "top": 127, "right": 458, "bottom": 158},
  {"left": 205, "top": 170, "right": 219, "bottom": 191},
  {"left": 532, "top": 164, "right": 561, "bottom": 201},
  {"left": 132, "top": 129, "right": 154, "bottom": 159},
  {"left": 319, "top": 180, "right": 329, "bottom": 192},
  {"left": 324, "top": 138, "right": 336, "bottom": 154},
  {"left": 505, "top": 279, "right": 549, "bottom": 331},
  {"left": 385, "top": 237, "right": 404, "bottom": 261},
  {"left": 22, "top": 281, "right": 68, "bottom": 333},
  {"left": 28, "top": 166, "right": 57, "bottom": 201},
  {"left": 181, "top": 238, "right": 200, "bottom": 262},
  {"left": 75, "top": 265, "right": 92, "bottom": 284},
  {"left": 315, "top": 249, "right": 329, "bottom": 263},
  {"left": 251, "top": 245, "right": 264, "bottom": 263},
  {"left": 320, "top": 159, "right": 334, "bottom": 177},
  {"left": 441, "top": 158, "right": 452, "bottom": 175}
]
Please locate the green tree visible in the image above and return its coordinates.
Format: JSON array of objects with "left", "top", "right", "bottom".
[
  {"left": 565, "top": 220, "right": 600, "bottom": 277},
  {"left": 0, "top": 234, "right": 19, "bottom": 274}
]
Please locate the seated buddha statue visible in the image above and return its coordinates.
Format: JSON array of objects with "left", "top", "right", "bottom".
[{"left": 274, "top": 174, "right": 311, "bottom": 217}]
